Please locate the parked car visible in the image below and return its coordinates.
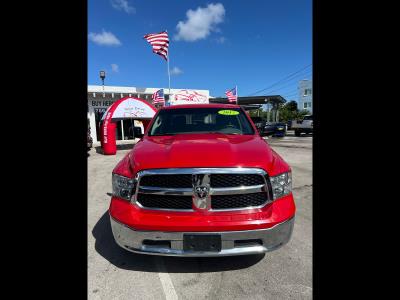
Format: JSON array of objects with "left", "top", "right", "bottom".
[
  {"left": 250, "top": 116, "right": 266, "bottom": 135},
  {"left": 263, "top": 122, "right": 287, "bottom": 137},
  {"left": 109, "top": 104, "right": 295, "bottom": 257},
  {"left": 291, "top": 115, "right": 313, "bottom": 136}
]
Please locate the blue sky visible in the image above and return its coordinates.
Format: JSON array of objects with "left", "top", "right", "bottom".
[{"left": 88, "top": 0, "right": 312, "bottom": 100}]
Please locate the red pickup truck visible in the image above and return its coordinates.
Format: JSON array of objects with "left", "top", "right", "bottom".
[{"left": 109, "top": 104, "right": 295, "bottom": 256}]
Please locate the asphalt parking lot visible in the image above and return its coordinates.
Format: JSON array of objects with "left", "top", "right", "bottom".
[{"left": 88, "top": 131, "right": 312, "bottom": 300}]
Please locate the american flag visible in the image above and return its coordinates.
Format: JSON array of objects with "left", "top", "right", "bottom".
[
  {"left": 225, "top": 86, "right": 237, "bottom": 103},
  {"left": 152, "top": 89, "right": 165, "bottom": 105},
  {"left": 144, "top": 31, "right": 169, "bottom": 61}
]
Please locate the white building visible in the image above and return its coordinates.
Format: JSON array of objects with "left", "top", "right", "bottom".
[
  {"left": 298, "top": 80, "right": 312, "bottom": 114},
  {"left": 88, "top": 85, "right": 210, "bottom": 142}
]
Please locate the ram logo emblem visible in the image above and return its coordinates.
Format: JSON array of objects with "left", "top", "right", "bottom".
[{"left": 194, "top": 186, "right": 209, "bottom": 199}]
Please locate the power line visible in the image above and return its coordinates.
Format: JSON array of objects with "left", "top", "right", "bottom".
[
  {"left": 247, "top": 64, "right": 312, "bottom": 96},
  {"left": 255, "top": 70, "right": 312, "bottom": 96},
  {"left": 282, "top": 89, "right": 301, "bottom": 97},
  {"left": 280, "top": 87, "right": 300, "bottom": 96},
  {"left": 265, "top": 71, "right": 312, "bottom": 95},
  {"left": 282, "top": 84, "right": 312, "bottom": 95},
  {"left": 278, "top": 88, "right": 300, "bottom": 98},
  {"left": 282, "top": 92, "right": 299, "bottom": 99},
  {"left": 282, "top": 87, "right": 314, "bottom": 101}
]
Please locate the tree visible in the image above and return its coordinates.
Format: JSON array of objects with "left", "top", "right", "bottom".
[
  {"left": 248, "top": 100, "right": 309, "bottom": 123},
  {"left": 278, "top": 101, "right": 297, "bottom": 122},
  {"left": 277, "top": 101, "right": 310, "bottom": 122},
  {"left": 248, "top": 109, "right": 268, "bottom": 119},
  {"left": 296, "top": 110, "right": 310, "bottom": 119},
  {"left": 285, "top": 101, "right": 298, "bottom": 111}
]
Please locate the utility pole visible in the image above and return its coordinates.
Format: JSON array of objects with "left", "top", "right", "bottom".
[
  {"left": 100, "top": 70, "right": 106, "bottom": 97},
  {"left": 276, "top": 106, "right": 280, "bottom": 122}
]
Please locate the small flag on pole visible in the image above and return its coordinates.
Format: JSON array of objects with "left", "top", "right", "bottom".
[
  {"left": 225, "top": 86, "right": 238, "bottom": 103},
  {"left": 152, "top": 89, "right": 165, "bottom": 105},
  {"left": 144, "top": 31, "right": 169, "bottom": 61}
]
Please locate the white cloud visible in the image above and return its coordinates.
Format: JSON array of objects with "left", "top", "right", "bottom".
[
  {"left": 170, "top": 67, "right": 183, "bottom": 75},
  {"left": 215, "top": 36, "right": 226, "bottom": 44},
  {"left": 174, "top": 3, "right": 225, "bottom": 42},
  {"left": 111, "top": 64, "right": 119, "bottom": 72},
  {"left": 88, "top": 30, "right": 122, "bottom": 46},
  {"left": 111, "top": 0, "right": 135, "bottom": 14}
]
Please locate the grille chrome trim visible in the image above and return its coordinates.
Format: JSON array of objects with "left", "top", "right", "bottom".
[
  {"left": 138, "top": 184, "right": 266, "bottom": 196},
  {"left": 137, "top": 168, "right": 267, "bottom": 175},
  {"left": 211, "top": 184, "right": 266, "bottom": 195},
  {"left": 132, "top": 168, "right": 272, "bottom": 212},
  {"left": 138, "top": 186, "right": 193, "bottom": 196}
]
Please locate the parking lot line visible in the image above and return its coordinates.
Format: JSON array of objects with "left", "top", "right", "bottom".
[{"left": 155, "top": 257, "right": 178, "bottom": 300}]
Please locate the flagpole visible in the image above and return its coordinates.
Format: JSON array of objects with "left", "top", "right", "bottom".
[
  {"left": 167, "top": 57, "right": 171, "bottom": 95},
  {"left": 236, "top": 85, "right": 238, "bottom": 104},
  {"left": 166, "top": 30, "right": 171, "bottom": 99}
]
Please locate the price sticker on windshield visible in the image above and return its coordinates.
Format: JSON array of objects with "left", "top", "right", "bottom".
[{"left": 218, "top": 110, "right": 239, "bottom": 116}]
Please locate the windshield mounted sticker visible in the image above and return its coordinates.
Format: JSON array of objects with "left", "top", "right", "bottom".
[{"left": 218, "top": 110, "right": 239, "bottom": 116}]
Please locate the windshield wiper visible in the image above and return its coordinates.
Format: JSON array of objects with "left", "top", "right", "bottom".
[
  {"left": 206, "top": 131, "right": 241, "bottom": 135},
  {"left": 151, "top": 133, "right": 178, "bottom": 136}
]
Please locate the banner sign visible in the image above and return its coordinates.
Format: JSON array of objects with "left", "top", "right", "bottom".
[
  {"left": 101, "top": 97, "right": 156, "bottom": 121},
  {"left": 170, "top": 90, "right": 209, "bottom": 105}
]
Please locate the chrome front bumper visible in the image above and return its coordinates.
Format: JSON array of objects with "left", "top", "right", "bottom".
[{"left": 110, "top": 216, "right": 295, "bottom": 257}]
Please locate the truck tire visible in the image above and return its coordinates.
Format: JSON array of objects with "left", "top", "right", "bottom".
[{"left": 295, "top": 130, "right": 301, "bottom": 137}]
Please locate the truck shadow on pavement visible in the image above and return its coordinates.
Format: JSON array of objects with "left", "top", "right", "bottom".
[
  {"left": 95, "top": 143, "right": 135, "bottom": 154},
  {"left": 92, "top": 211, "right": 265, "bottom": 273}
]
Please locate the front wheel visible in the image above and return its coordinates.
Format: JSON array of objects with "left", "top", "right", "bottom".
[{"left": 295, "top": 130, "right": 301, "bottom": 137}]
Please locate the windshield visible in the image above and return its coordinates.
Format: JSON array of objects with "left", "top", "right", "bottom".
[{"left": 148, "top": 107, "right": 255, "bottom": 136}]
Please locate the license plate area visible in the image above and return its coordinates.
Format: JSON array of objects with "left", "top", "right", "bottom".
[{"left": 183, "top": 234, "right": 222, "bottom": 252}]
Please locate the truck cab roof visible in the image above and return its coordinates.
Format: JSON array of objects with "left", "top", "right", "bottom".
[{"left": 161, "top": 103, "right": 241, "bottom": 110}]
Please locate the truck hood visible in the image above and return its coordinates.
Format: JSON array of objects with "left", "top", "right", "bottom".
[{"left": 125, "top": 134, "right": 289, "bottom": 175}]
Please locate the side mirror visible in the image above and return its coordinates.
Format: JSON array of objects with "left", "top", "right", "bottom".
[{"left": 134, "top": 126, "right": 144, "bottom": 138}]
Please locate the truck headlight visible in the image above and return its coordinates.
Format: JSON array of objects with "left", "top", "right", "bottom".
[
  {"left": 112, "top": 173, "right": 136, "bottom": 200},
  {"left": 270, "top": 172, "right": 292, "bottom": 199}
]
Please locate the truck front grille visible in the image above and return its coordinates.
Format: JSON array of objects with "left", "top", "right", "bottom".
[
  {"left": 211, "top": 193, "right": 267, "bottom": 209},
  {"left": 137, "top": 194, "right": 193, "bottom": 210},
  {"left": 139, "top": 173, "right": 264, "bottom": 188},
  {"left": 140, "top": 174, "right": 192, "bottom": 188},
  {"left": 210, "top": 174, "right": 265, "bottom": 187},
  {"left": 133, "top": 168, "right": 272, "bottom": 211}
]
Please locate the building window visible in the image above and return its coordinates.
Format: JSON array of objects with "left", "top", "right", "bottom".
[
  {"left": 304, "top": 88, "right": 312, "bottom": 96},
  {"left": 308, "top": 102, "right": 312, "bottom": 108},
  {"left": 303, "top": 102, "right": 308, "bottom": 109}
]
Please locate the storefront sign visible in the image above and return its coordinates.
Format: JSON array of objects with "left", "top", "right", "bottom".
[{"left": 91, "top": 100, "right": 116, "bottom": 107}]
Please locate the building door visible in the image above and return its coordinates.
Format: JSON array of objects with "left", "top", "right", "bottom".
[
  {"left": 122, "top": 119, "right": 136, "bottom": 140},
  {"left": 94, "top": 108, "right": 124, "bottom": 141},
  {"left": 94, "top": 108, "right": 107, "bottom": 141},
  {"left": 115, "top": 120, "right": 123, "bottom": 140}
]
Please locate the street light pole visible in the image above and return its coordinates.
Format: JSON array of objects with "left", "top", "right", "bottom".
[{"left": 100, "top": 70, "right": 106, "bottom": 97}]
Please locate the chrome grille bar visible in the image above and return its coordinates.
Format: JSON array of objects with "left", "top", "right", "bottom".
[
  {"left": 138, "top": 186, "right": 193, "bottom": 196},
  {"left": 138, "top": 184, "right": 266, "bottom": 196}
]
